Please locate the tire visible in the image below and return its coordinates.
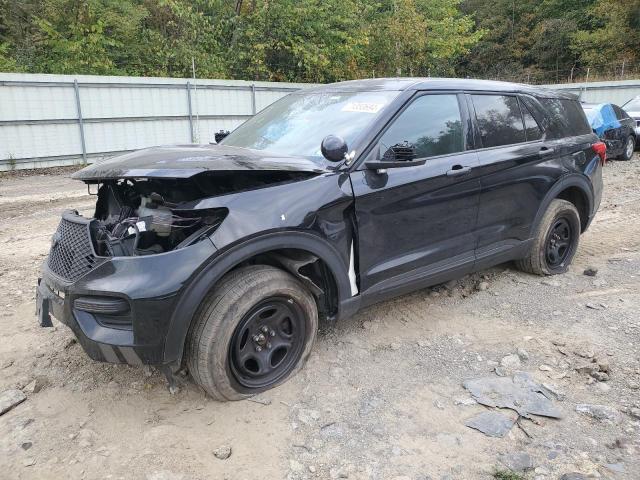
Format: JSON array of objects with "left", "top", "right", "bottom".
[
  {"left": 618, "top": 135, "right": 635, "bottom": 161},
  {"left": 186, "top": 265, "right": 318, "bottom": 401},
  {"left": 515, "top": 199, "right": 581, "bottom": 276}
]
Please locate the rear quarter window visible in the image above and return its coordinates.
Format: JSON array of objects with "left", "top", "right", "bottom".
[{"left": 539, "top": 98, "right": 592, "bottom": 138}]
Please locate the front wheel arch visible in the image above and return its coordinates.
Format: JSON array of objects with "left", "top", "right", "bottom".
[{"left": 163, "top": 231, "right": 352, "bottom": 366}]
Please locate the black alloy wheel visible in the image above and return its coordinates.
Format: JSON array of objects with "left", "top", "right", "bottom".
[
  {"left": 515, "top": 199, "right": 580, "bottom": 276},
  {"left": 229, "top": 297, "right": 306, "bottom": 389},
  {"left": 544, "top": 217, "right": 573, "bottom": 268},
  {"left": 187, "top": 265, "right": 318, "bottom": 401}
]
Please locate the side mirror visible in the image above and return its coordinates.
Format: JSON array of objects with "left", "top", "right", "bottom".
[
  {"left": 214, "top": 130, "right": 230, "bottom": 143},
  {"left": 321, "top": 135, "right": 348, "bottom": 162}
]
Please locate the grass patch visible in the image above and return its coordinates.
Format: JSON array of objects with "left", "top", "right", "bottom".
[{"left": 492, "top": 470, "right": 525, "bottom": 480}]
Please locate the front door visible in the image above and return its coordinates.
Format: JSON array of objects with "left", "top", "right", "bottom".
[{"left": 350, "top": 92, "right": 481, "bottom": 295}]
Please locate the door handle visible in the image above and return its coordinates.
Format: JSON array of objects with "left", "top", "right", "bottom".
[
  {"left": 539, "top": 147, "right": 555, "bottom": 157},
  {"left": 446, "top": 165, "right": 471, "bottom": 177}
]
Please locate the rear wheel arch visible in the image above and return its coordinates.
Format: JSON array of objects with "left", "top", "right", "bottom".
[
  {"left": 556, "top": 185, "right": 590, "bottom": 232},
  {"left": 163, "top": 232, "right": 352, "bottom": 366},
  {"left": 531, "top": 176, "right": 593, "bottom": 236}
]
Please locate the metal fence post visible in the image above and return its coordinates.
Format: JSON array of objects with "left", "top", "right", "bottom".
[
  {"left": 73, "top": 79, "right": 87, "bottom": 164},
  {"left": 186, "top": 81, "right": 194, "bottom": 143},
  {"left": 251, "top": 83, "right": 257, "bottom": 115}
]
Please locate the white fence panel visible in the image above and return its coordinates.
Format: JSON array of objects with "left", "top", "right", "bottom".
[
  {"left": 544, "top": 80, "right": 640, "bottom": 106},
  {"left": 0, "top": 73, "right": 311, "bottom": 171}
]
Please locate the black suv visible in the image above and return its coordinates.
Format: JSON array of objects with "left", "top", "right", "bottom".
[{"left": 37, "top": 78, "right": 604, "bottom": 400}]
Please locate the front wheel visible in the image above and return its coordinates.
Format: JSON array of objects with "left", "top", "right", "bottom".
[
  {"left": 186, "top": 265, "right": 318, "bottom": 401},
  {"left": 619, "top": 135, "right": 635, "bottom": 161},
  {"left": 515, "top": 199, "right": 581, "bottom": 276}
]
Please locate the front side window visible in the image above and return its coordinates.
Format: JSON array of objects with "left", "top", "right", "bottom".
[
  {"left": 374, "top": 94, "right": 464, "bottom": 160},
  {"left": 471, "top": 94, "right": 526, "bottom": 148}
]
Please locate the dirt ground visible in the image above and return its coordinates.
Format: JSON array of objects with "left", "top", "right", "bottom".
[{"left": 0, "top": 157, "right": 639, "bottom": 480}]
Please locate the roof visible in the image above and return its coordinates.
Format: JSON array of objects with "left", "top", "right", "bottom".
[{"left": 299, "top": 77, "right": 577, "bottom": 99}]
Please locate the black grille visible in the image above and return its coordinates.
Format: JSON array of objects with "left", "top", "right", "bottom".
[{"left": 47, "top": 212, "right": 105, "bottom": 282}]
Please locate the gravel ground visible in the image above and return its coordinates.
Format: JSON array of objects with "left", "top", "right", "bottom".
[{"left": 0, "top": 156, "right": 639, "bottom": 480}]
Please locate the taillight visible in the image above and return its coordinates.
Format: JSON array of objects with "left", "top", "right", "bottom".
[{"left": 592, "top": 142, "right": 607, "bottom": 165}]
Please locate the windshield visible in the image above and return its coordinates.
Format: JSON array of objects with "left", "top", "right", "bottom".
[
  {"left": 623, "top": 97, "right": 640, "bottom": 112},
  {"left": 221, "top": 90, "right": 400, "bottom": 159}
]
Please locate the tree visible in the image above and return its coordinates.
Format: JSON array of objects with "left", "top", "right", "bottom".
[
  {"left": 1, "top": 0, "right": 634, "bottom": 83},
  {"left": 365, "top": 0, "right": 482, "bottom": 77},
  {"left": 226, "top": 0, "right": 369, "bottom": 82},
  {"left": 572, "top": 0, "right": 640, "bottom": 70}
]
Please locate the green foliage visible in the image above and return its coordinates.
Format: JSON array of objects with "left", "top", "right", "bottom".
[
  {"left": 572, "top": 0, "right": 640, "bottom": 67},
  {"left": 492, "top": 470, "right": 525, "bottom": 480},
  {"left": 0, "top": 0, "right": 637, "bottom": 82},
  {"left": 0, "top": 42, "right": 20, "bottom": 71}
]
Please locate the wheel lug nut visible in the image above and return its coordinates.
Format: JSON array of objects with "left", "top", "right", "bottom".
[
  {"left": 266, "top": 342, "right": 271, "bottom": 349},
  {"left": 256, "top": 346, "right": 262, "bottom": 352},
  {"left": 270, "top": 330, "right": 275, "bottom": 337},
  {"left": 253, "top": 335, "right": 261, "bottom": 342},
  {"left": 261, "top": 326, "right": 269, "bottom": 333}
]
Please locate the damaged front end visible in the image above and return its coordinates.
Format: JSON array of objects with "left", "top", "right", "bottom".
[
  {"left": 86, "top": 177, "right": 227, "bottom": 259},
  {"left": 37, "top": 144, "right": 350, "bottom": 370}
]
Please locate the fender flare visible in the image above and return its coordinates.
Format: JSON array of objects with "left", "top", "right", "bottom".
[
  {"left": 163, "top": 231, "right": 352, "bottom": 365},
  {"left": 530, "top": 174, "right": 594, "bottom": 238}
]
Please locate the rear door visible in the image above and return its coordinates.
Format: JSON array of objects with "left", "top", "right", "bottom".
[
  {"left": 351, "top": 92, "right": 481, "bottom": 294},
  {"left": 469, "top": 93, "right": 564, "bottom": 259}
]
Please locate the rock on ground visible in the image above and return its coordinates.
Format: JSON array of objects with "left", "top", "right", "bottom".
[{"left": 0, "top": 389, "right": 26, "bottom": 415}]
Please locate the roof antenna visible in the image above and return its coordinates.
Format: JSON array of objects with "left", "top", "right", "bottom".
[{"left": 192, "top": 57, "right": 200, "bottom": 143}]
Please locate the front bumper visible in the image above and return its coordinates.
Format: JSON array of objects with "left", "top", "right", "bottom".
[
  {"left": 37, "top": 275, "right": 146, "bottom": 364},
  {"left": 36, "top": 238, "right": 217, "bottom": 366}
]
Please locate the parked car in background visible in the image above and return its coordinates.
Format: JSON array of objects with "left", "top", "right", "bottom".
[
  {"left": 582, "top": 102, "right": 636, "bottom": 160},
  {"left": 37, "top": 79, "right": 604, "bottom": 400},
  {"left": 622, "top": 95, "right": 640, "bottom": 140}
]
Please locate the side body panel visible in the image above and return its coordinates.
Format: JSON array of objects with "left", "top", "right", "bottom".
[
  {"left": 351, "top": 91, "right": 481, "bottom": 299},
  {"left": 470, "top": 92, "right": 599, "bottom": 262},
  {"left": 351, "top": 153, "right": 480, "bottom": 294}
]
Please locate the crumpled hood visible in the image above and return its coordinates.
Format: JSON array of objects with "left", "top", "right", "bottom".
[{"left": 72, "top": 144, "right": 328, "bottom": 181}]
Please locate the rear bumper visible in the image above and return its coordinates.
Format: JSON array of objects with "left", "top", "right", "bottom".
[{"left": 36, "top": 237, "right": 217, "bottom": 366}]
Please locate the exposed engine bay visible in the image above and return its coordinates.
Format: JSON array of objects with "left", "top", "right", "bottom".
[{"left": 87, "top": 170, "right": 313, "bottom": 257}]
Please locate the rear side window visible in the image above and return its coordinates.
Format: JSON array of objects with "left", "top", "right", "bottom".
[
  {"left": 538, "top": 98, "right": 592, "bottom": 138},
  {"left": 376, "top": 94, "right": 464, "bottom": 159},
  {"left": 520, "top": 101, "right": 543, "bottom": 141},
  {"left": 471, "top": 94, "right": 526, "bottom": 148}
]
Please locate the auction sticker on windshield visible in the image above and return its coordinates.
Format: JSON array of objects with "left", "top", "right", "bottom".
[{"left": 341, "top": 102, "right": 385, "bottom": 113}]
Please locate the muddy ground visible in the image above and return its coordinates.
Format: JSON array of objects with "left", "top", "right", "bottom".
[{"left": 0, "top": 157, "right": 639, "bottom": 480}]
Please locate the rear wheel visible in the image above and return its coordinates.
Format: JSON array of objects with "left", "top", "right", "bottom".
[
  {"left": 619, "top": 135, "right": 635, "bottom": 160},
  {"left": 186, "top": 265, "right": 318, "bottom": 401},
  {"left": 515, "top": 199, "right": 580, "bottom": 276}
]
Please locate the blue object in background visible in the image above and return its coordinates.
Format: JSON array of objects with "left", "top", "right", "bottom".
[{"left": 584, "top": 103, "right": 621, "bottom": 137}]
